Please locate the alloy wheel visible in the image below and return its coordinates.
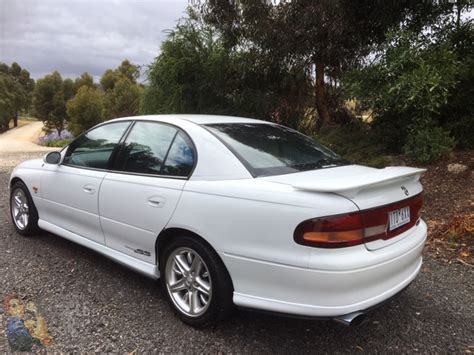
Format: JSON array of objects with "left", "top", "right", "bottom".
[
  {"left": 11, "top": 188, "right": 29, "bottom": 230},
  {"left": 165, "top": 247, "right": 212, "bottom": 317}
]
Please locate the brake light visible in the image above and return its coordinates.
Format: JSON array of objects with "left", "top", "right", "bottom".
[{"left": 294, "top": 193, "right": 423, "bottom": 248}]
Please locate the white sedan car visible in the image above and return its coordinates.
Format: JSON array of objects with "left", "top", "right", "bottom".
[{"left": 9, "top": 115, "right": 427, "bottom": 327}]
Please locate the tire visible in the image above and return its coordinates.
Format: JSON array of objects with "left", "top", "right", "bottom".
[
  {"left": 10, "top": 181, "right": 41, "bottom": 236},
  {"left": 160, "top": 235, "right": 234, "bottom": 327}
]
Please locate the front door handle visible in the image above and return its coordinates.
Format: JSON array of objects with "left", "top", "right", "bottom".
[
  {"left": 83, "top": 184, "right": 96, "bottom": 194},
  {"left": 147, "top": 196, "right": 166, "bottom": 208}
]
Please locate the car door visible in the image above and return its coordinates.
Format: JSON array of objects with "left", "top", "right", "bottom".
[
  {"left": 99, "top": 121, "right": 196, "bottom": 263},
  {"left": 40, "top": 121, "right": 131, "bottom": 244}
]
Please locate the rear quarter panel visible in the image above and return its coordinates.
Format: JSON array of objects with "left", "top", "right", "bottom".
[{"left": 166, "top": 178, "right": 359, "bottom": 268}]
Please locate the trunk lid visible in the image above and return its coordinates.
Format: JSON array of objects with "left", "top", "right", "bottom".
[{"left": 262, "top": 165, "right": 426, "bottom": 250}]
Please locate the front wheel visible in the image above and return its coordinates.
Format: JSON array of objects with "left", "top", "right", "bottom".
[
  {"left": 160, "top": 236, "right": 234, "bottom": 327},
  {"left": 10, "top": 181, "right": 40, "bottom": 236}
]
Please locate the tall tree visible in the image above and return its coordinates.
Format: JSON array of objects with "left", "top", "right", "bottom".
[
  {"left": 200, "top": 0, "right": 453, "bottom": 130},
  {"left": 33, "top": 71, "right": 68, "bottom": 135},
  {"left": 100, "top": 59, "right": 142, "bottom": 119},
  {"left": 0, "top": 62, "right": 34, "bottom": 127},
  {"left": 62, "top": 78, "right": 75, "bottom": 101},
  {"left": 0, "top": 73, "right": 16, "bottom": 132},
  {"left": 67, "top": 86, "right": 105, "bottom": 136},
  {"left": 100, "top": 59, "right": 140, "bottom": 91},
  {"left": 73, "top": 72, "right": 95, "bottom": 93},
  {"left": 103, "top": 77, "right": 142, "bottom": 118},
  {"left": 141, "top": 19, "right": 312, "bottom": 127}
]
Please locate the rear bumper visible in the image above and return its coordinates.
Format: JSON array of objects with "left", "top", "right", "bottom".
[{"left": 223, "top": 220, "right": 427, "bottom": 318}]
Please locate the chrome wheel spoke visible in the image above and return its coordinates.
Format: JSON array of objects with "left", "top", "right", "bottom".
[
  {"left": 174, "top": 254, "right": 190, "bottom": 274},
  {"left": 199, "top": 293, "right": 208, "bottom": 305},
  {"left": 195, "top": 278, "right": 210, "bottom": 296},
  {"left": 169, "top": 278, "right": 187, "bottom": 293},
  {"left": 189, "top": 290, "right": 200, "bottom": 315},
  {"left": 14, "top": 196, "right": 22, "bottom": 207},
  {"left": 190, "top": 256, "right": 202, "bottom": 274}
]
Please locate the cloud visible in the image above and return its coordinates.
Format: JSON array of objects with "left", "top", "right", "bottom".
[{"left": 0, "top": 0, "right": 189, "bottom": 80}]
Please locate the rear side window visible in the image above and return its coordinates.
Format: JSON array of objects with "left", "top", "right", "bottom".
[
  {"left": 161, "top": 132, "right": 195, "bottom": 176},
  {"left": 64, "top": 121, "right": 130, "bottom": 169},
  {"left": 116, "top": 122, "right": 195, "bottom": 177}
]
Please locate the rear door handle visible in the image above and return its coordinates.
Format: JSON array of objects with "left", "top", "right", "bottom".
[
  {"left": 147, "top": 196, "right": 166, "bottom": 208},
  {"left": 83, "top": 184, "right": 96, "bottom": 194}
]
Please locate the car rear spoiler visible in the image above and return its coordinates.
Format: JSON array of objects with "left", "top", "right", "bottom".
[{"left": 292, "top": 167, "right": 426, "bottom": 198}]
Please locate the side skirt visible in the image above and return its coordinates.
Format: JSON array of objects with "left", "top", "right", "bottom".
[{"left": 38, "top": 219, "right": 160, "bottom": 279}]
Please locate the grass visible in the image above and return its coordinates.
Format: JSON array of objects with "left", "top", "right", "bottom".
[{"left": 42, "top": 139, "right": 73, "bottom": 148}]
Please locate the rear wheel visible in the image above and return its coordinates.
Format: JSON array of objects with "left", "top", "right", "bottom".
[
  {"left": 10, "top": 181, "right": 40, "bottom": 236},
  {"left": 160, "top": 236, "right": 233, "bottom": 327}
]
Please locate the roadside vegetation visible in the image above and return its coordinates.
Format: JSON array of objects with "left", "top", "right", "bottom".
[
  {"left": 0, "top": 1, "right": 472, "bottom": 260},
  {"left": 1, "top": 2, "right": 471, "bottom": 165}
]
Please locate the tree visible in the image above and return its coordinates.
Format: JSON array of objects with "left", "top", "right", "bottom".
[
  {"left": 67, "top": 86, "right": 105, "bottom": 136},
  {"left": 33, "top": 71, "right": 68, "bottom": 135},
  {"left": 62, "top": 78, "right": 75, "bottom": 101},
  {"left": 0, "top": 73, "right": 16, "bottom": 132},
  {"left": 343, "top": 24, "right": 466, "bottom": 162},
  {"left": 100, "top": 60, "right": 140, "bottom": 92},
  {"left": 199, "top": 0, "right": 454, "bottom": 130},
  {"left": 141, "top": 22, "right": 234, "bottom": 115},
  {"left": 100, "top": 69, "right": 117, "bottom": 92},
  {"left": 104, "top": 77, "right": 142, "bottom": 118},
  {"left": 73, "top": 72, "right": 95, "bottom": 93},
  {"left": 141, "top": 19, "right": 312, "bottom": 127},
  {"left": 100, "top": 60, "right": 142, "bottom": 119},
  {"left": 0, "top": 62, "right": 34, "bottom": 127},
  {"left": 116, "top": 59, "right": 140, "bottom": 83}
]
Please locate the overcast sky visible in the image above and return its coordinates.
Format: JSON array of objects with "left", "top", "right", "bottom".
[{"left": 0, "top": 0, "right": 189, "bottom": 80}]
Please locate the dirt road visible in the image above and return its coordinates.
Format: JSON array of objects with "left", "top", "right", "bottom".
[
  {"left": 0, "top": 121, "right": 54, "bottom": 171},
  {"left": 0, "top": 121, "right": 53, "bottom": 153}
]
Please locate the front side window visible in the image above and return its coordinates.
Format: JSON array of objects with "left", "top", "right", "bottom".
[
  {"left": 116, "top": 122, "right": 195, "bottom": 177},
  {"left": 205, "top": 123, "right": 348, "bottom": 177},
  {"left": 64, "top": 121, "right": 130, "bottom": 169}
]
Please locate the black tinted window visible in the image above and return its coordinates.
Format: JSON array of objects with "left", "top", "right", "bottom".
[
  {"left": 64, "top": 122, "right": 129, "bottom": 169},
  {"left": 118, "top": 122, "right": 177, "bottom": 175},
  {"left": 162, "top": 132, "right": 195, "bottom": 176},
  {"left": 206, "top": 123, "right": 347, "bottom": 177}
]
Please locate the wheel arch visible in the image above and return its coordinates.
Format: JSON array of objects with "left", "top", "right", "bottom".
[
  {"left": 155, "top": 227, "right": 234, "bottom": 289},
  {"left": 156, "top": 227, "right": 214, "bottom": 265},
  {"left": 10, "top": 176, "right": 24, "bottom": 188}
]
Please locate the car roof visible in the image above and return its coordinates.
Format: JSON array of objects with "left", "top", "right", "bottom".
[{"left": 111, "top": 114, "right": 273, "bottom": 125}]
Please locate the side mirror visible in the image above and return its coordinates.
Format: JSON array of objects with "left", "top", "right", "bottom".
[{"left": 43, "top": 151, "right": 62, "bottom": 165}]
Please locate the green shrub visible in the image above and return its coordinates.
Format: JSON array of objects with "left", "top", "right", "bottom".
[
  {"left": 403, "top": 125, "right": 455, "bottom": 164},
  {"left": 43, "top": 139, "right": 73, "bottom": 148},
  {"left": 315, "top": 123, "right": 389, "bottom": 168}
]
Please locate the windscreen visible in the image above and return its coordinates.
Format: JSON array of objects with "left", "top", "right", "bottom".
[{"left": 205, "top": 123, "right": 348, "bottom": 177}]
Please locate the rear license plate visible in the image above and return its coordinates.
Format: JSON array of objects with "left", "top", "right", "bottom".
[{"left": 389, "top": 207, "right": 410, "bottom": 231}]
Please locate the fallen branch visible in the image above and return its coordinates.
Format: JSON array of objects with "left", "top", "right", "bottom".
[{"left": 457, "top": 258, "right": 474, "bottom": 268}]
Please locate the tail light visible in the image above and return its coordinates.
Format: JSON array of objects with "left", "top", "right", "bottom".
[{"left": 294, "top": 193, "right": 423, "bottom": 248}]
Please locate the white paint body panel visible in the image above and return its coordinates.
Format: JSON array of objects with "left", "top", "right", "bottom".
[
  {"left": 99, "top": 172, "right": 185, "bottom": 263},
  {"left": 9, "top": 114, "right": 428, "bottom": 319},
  {"left": 40, "top": 164, "right": 106, "bottom": 244}
]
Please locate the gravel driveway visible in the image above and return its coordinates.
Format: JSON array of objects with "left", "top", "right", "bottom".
[{"left": 0, "top": 152, "right": 473, "bottom": 352}]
